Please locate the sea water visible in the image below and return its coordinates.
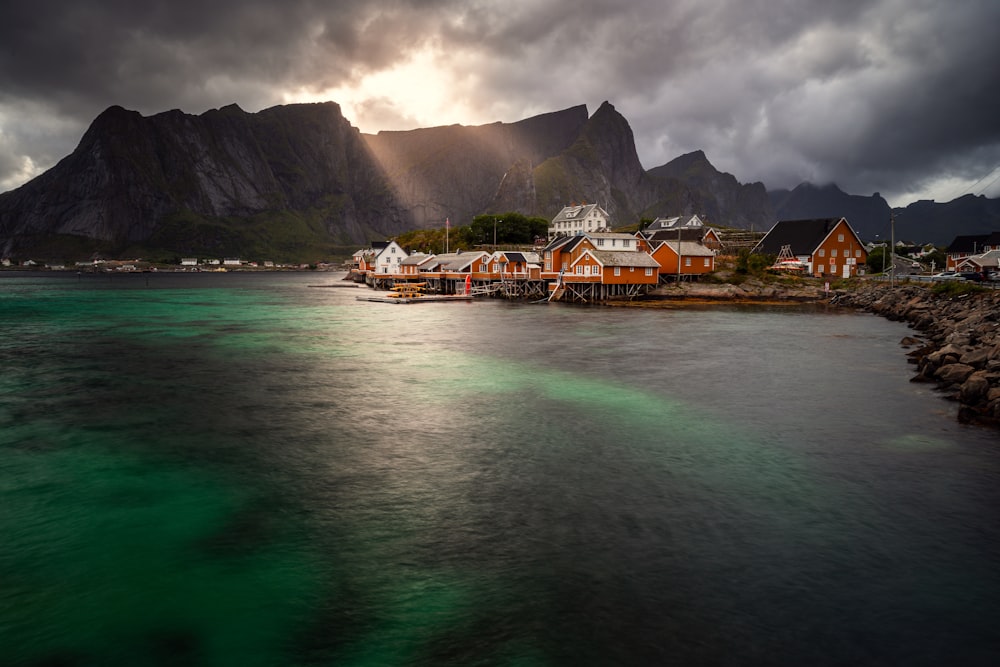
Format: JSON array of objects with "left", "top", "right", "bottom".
[{"left": 2, "top": 272, "right": 998, "bottom": 666}]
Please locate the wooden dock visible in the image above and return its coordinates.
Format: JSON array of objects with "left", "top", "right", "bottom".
[{"left": 355, "top": 294, "right": 476, "bottom": 304}]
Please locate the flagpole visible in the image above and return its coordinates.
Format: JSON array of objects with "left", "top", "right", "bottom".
[{"left": 446, "top": 217, "right": 450, "bottom": 254}]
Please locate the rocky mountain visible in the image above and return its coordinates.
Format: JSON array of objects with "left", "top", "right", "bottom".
[
  {"left": 892, "top": 195, "right": 1000, "bottom": 246},
  {"left": 0, "top": 102, "right": 414, "bottom": 260},
  {"left": 769, "top": 183, "right": 892, "bottom": 241},
  {"left": 768, "top": 182, "right": 1000, "bottom": 246},
  {"left": 647, "top": 150, "right": 774, "bottom": 230},
  {"left": 0, "top": 100, "right": 775, "bottom": 261}
]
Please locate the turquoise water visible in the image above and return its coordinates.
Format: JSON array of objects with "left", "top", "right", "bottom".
[{"left": 2, "top": 272, "right": 999, "bottom": 665}]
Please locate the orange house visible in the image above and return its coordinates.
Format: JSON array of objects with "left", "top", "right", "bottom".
[
  {"left": 649, "top": 240, "right": 716, "bottom": 280},
  {"left": 495, "top": 251, "right": 541, "bottom": 279},
  {"left": 568, "top": 249, "right": 660, "bottom": 285},
  {"left": 542, "top": 233, "right": 642, "bottom": 278},
  {"left": 753, "top": 218, "right": 867, "bottom": 278},
  {"left": 642, "top": 227, "right": 723, "bottom": 253}
]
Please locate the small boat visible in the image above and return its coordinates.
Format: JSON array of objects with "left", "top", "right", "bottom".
[
  {"left": 770, "top": 245, "right": 807, "bottom": 272},
  {"left": 387, "top": 283, "right": 429, "bottom": 298}
]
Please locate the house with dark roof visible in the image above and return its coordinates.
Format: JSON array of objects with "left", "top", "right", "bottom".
[
  {"left": 642, "top": 227, "right": 723, "bottom": 252},
  {"left": 955, "top": 249, "right": 1000, "bottom": 275},
  {"left": 944, "top": 233, "right": 1000, "bottom": 270},
  {"left": 753, "top": 218, "right": 867, "bottom": 277},
  {"left": 495, "top": 251, "right": 542, "bottom": 280}
]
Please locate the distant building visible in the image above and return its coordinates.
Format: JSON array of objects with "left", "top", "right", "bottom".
[
  {"left": 548, "top": 203, "right": 610, "bottom": 239},
  {"left": 644, "top": 214, "right": 705, "bottom": 232},
  {"left": 180, "top": 258, "right": 198, "bottom": 266},
  {"left": 944, "top": 233, "right": 1000, "bottom": 270}
]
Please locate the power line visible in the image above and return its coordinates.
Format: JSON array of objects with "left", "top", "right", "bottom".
[
  {"left": 976, "top": 169, "right": 1000, "bottom": 198},
  {"left": 946, "top": 165, "right": 1000, "bottom": 201}
]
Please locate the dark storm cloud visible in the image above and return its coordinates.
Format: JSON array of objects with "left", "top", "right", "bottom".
[{"left": 1, "top": 0, "right": 998, "bottom": 204}]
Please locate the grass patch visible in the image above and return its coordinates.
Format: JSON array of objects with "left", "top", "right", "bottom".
[{"left": 930, "top": 280, "right": 986, "bottom": 296}]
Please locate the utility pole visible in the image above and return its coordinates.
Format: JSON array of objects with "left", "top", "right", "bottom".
[
  {"left": 890, "top": 211, "right": 896, "bottom": 287},
  {"left": 677, "top": 227, "right": 682, "bottom": 282}
]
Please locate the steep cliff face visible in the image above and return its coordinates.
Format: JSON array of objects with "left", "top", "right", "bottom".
[
  {"left": 0, "top": 102, "right": 412, "bottom": 257},
  {"left": 531, "top": 101, "right": 659, "bottom": 223},
  {"left": 363, "top": 105, "right": 589, "bottom": 227},
  {"left": 647, "top": 150, "right": 774, "bottom": 229}
]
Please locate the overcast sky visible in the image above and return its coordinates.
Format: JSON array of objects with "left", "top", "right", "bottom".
[{"left": 2, "top": 0, "right": 998, "bottom": 207}]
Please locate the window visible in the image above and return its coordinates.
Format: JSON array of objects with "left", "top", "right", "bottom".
[
  {"left": 855, "top": 250, "right": 862, "bottom": 258},
  {"left": 831, "top": 249, "right": 838, "bottom": 257},
  {"left": 838, "top": 234, "right": 844, "bottom": 242},
  {"left": 685, "top": 257, "right": 692, "bottom": 266},
  {"left": 597, "top": 238, "right": 605, "bottom": 246},
  {"left": 704, "top": 258, "right": 710, "bottom": 267},
  {"left": 818, "top": 249, "right": 825, "bottom": 257},
  {"left": 623, "top": 240, "right": 631, "bottom": 248},
  {"left": 645, "top": 267, "right": 653, "bottom": 276},
  {"left": 614, "top": 266, "right": 621, "bottom": 276},
  {"left": 391, "top": 247, "right": 396, "bottom": 253},
  {"left": 576, "top": 265, "right": 584, "bottom": 274}
]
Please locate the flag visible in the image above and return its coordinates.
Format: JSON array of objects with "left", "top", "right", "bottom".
[{"left": 445, "top": 217, "right": 450, "bottom": 229}]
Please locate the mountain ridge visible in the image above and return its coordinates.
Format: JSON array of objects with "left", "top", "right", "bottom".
[{"left": 2, "top": 100, "right": 991, "bottom": 260}]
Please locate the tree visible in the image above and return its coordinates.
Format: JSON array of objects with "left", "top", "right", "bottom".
[
  {"left": 866, "top": 246, "right": 888, "bottom": 274},
  {"left": 470, "top": 212, "right": 548, "bottom": 245},
  {"left": 736, "top": 248, "right": 774, "bottom": 274}
]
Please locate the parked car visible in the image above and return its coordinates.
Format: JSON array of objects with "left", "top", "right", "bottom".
[
  {"left": 960, "top": 272, "right": 986, "bottom": 282},
  {"left": 930, "top": 271, "right": 962, "bottom": 281}
]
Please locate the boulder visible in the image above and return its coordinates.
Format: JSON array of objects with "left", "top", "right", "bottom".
[
  {"left": 935, "top": 363, "right": 976, "bottom": 385},
  {"left": 960, "top": 372, "right": 992, "bottom": 404}
]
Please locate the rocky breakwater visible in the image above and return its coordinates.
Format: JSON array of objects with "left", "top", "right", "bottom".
[{"left": 830, "top": 283, "right": 1000, "bottom": 427}]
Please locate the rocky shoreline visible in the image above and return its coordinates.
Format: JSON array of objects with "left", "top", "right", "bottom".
[{"left": 830, "top": 282, "right": 1000, "bottom": 427}]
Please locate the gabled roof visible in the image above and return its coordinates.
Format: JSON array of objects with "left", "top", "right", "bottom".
[
  {"left": 646, "top": 214, "right": 703, "bottom": 231},
  {"left": 964, "top": 249, "right": 1000, "bottom": 268},
  {"left": 646, "top": 216, "right": 680, "bottom": 230},
  {"left": 433, "top": 250, "right": 489, "bottom": 272},
  {"left": 586, "top": 232, "right": 636, "bottom": 244},
  {"left": 651, "top": 240, "right": 716, "bottom": 257},
  {"left": 946, "top": 234, "right": 993, "bottom": 253},
  {"left": 644, "top": 228, "right": 707, "bottom": 243},
  {"left": 551, "top": 203, "right": 608, "bottom": 223},
  {"left": 497, "top": 250, "right": 538, "bottom": 264},
  {"left": 543, "top": 235, "right": 590, "bottom": 253},
  {"left": 754, "top": 218, "right": 859, "bottom": 255},
  {"left": 578, "top": 249, "right": 660, "bottom": 268},
  {"left": 400, "top": 253, "right": 436, "bottom": 267}
]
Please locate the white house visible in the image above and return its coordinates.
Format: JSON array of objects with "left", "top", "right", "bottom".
[
  {"left": 548, "top": 203, "right": 610, "bottom": 239},
  {"left": 374, "top": 240, "right": 407, "bottom": 274},
  {"left": 584, "top": 232, "right": 638, "bottom": 251}
]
